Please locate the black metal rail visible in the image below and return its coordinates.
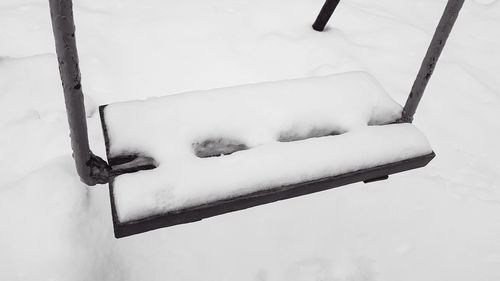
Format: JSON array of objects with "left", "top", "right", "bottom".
[{"left": 312, "top": 0, "right": 340, "bottom": 31}]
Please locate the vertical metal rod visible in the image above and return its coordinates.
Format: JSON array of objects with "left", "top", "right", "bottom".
[
  {"left": 49, "top": 0, "right": 109, "bottom": 185},
  {"left": 312, "top": 0, "right": 341, "bottom": 32},
  {"left": 400, "top": 0, "right": 465, "bottom": 123}
]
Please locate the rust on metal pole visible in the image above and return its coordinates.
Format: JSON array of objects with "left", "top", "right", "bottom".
[
  {"left": 49, "top": 0, "right": 109, "bottom": 185},
  {"left": 399, "top": 0, "right": 465, "bottom": 122}
]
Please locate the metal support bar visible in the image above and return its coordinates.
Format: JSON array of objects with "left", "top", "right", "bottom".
[
  {"left": 312, "top": 0, "right": 340, "bottom": 32},
  {"left": 399, "top": 0, "right": 465, "bottom": 122},
  {"left": 49, "top": 0, "right": 109, "bottom": 185}
]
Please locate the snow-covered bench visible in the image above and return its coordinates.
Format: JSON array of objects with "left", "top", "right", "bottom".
[{"left": 100, "top": 71, "right": 433, "bottom": 234}]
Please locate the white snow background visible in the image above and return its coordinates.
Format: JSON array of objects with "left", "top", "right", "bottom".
[{"left": 1, "top": 0, "right": 500, "bottom": 280}]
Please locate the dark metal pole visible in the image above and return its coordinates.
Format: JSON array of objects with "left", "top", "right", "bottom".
[
  {"left": 399, "top": 0, "right": 465, "bottom": 123},
  {"left": 312, "top": 0, "right": 341, "bottom": 32},
  {"left": 49, "top": 0, "right": 109, "bottom": 185}
]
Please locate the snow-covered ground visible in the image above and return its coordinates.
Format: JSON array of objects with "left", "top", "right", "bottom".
[{"left": 1, "top": 0, "right": 499, "bottom": 280}]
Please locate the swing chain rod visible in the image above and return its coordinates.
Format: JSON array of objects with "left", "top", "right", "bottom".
[
  {"left": 49, "top": 0, "right": 110, "bottom": 185},
  {"left": 313, "top": 0, "right": 465, "bottom": 123},
  {"left": 312, "top": 0, "right": 340, "bottom": 32},
  {"left": 399, "top": 0, "right": 465, "bottom": 122}
]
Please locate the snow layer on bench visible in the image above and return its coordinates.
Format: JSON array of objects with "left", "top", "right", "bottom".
[{"left": 102, "top": 72, "right": 432, "bottom": 222}]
